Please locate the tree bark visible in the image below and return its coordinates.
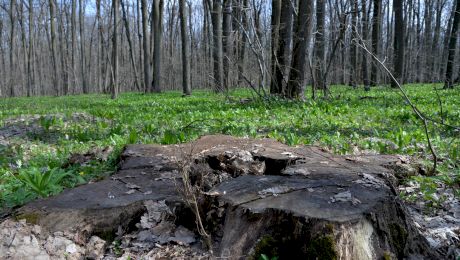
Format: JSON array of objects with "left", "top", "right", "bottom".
[
  {"left": 71, "top": 0, "right": 77, "bottom": 91},
  {"left": 314, "top": 0, "right": 326, "bottom": 94},
  {"left": 49, "top": 0, "right": 59, "bottom": 95},
  {"left": 444, "top": 0, "right": 460, "bottom": 89},
  {"left": 392, "top": 0, "right": 404, "bottom": 88},
  {"left": 273, "top": 0, "right": 293, "bottom": 95},
  {"left": 27, "top": 0, "right": 34, "bottom": 96},
  {"left": 79, "top": 0, "right": 88, "bottom": 93},
  {"left": 237, "top": 0, "right": 248, "bottom": 86},
  {"left": 140, "top": 0, "right": 150, "bottom": 93},
  {"left": 269, "top": 0, "right": 281, "bottom": 94},
  {"left": 349, "top": 0, "right": 358, "bottom": 88},
  {"left": 361, "top": 0, "right": 370, "bottom": 91},
  {"left": 179, "top": 0, "right": 191, "bottom": 95},
  {"left": 9, "top": 0, "right": 16, "bottom": 96},
  {"left": 112, "top": 0, "right": 119, "bottom": 99},
  {"left": 211, "top": 0, "right": 224, "bottom": 92},
  {"left": 152, "top": 0, "right": 163, "bottom": 93},
  {"left": 222, "top": 0, "right": 232, "bottom": 91},
  {"left": 370, "top": 0, "right": 381, "bottom": 86},
  {"left": 121, "top": 0, "right": 141, "bottom": 91},
  {"left": 286, "top": 0, "right": 313, "bottom": 99}
]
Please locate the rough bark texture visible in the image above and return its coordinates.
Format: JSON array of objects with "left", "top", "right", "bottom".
[
  {"left": 152, "top": 0, "right": 163, "bottom": 93},
  {"left": 269, "top": 0, "right": 281, "bottom": 94},
  {"left": 140, "top": 0, "right": 150, "bottom": 93},
  {"left": 361, "top": 0, "right": 370, "bottom": 91},
  {"left": 79, "top": 0, "right": 87, "bottom": 93},
  {"left": 370, "top": 0, "right": 381, "bottom": 86},
  {"left": 112, "top": 0, "right": 119, "bottom": 99},
  {"left": 444, "top": 0, "right": 460, "bottom": 89},
  {"left": 286, "top": 0, "right": 313, "bottom": 99},
  {"left": 392, "top": 0, "right": 404, "bottom": 88},
  {"left": 16, "top": 135, "right": 438, "bottom": 259},
  {"left": 179, "top": 0, "right": 191, "bottom": 96},
  {"left": 314, "top": 0, "right": 326, "bottom": 94},
  {"left": 222, "top": 0, "right": 232, "bottom": 91},
  {"left": 211, "top": 0, "right": 224, "bottom": 92},
  {"left": 272, "top": 0, "right": 293, "bottom": 95},
  {"left": 349, "top": 0, "right": 358, "bottom": 88},
  {"left": 49, "top": 0, "right": 59, "bottom": 95}
]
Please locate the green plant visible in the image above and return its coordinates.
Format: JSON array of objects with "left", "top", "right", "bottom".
[
  {"left": 259, "top": 254, "right": 278, "bottom": 260},
  {"left": 17, "top": 167, "right": 72, "bottom": 197},
  {"left": 39, "top": 116, "right": 59, "bottom": 132}
]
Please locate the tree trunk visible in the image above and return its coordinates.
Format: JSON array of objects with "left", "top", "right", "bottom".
[
  {"left": 392, "top": 0, "right": 404, "bottom": 88},
  {"left": 361, "top": 0, "right": 370, "bottom": 91},
  {"left": 370, "top": 0, "right": 381, "bottom": 86},
  {"left": 444, "top": 0, "right": 460, "bottom": 89},
  {"left": 71, "top": 0, "right": 77, "bottom": 91},
  {"left": 152, "top": 0, "right": 163, "bottom": 93},
  {"left": 112, "top": 0, "right": 119, "bottom": 99},
  {"left": 121, "top": 0, "right": 141, "bottom": 91},
  {"left": 179, "top": 0, "right": 191, "bottom": 95},
  {"left": 222, "top": 0, "right": 232, "bottom": 91},
  {"left": 237, "top": 0, "right": 248, "bottom": 86},
  {"left": 58, "top": 4, "right": 69, "bottom": 95},
  {"left": 9, "top": 0, "right": 17, "bottom": 97},
  {"left": 0, "top": 17, "right": 4, "bottom": 96},
  {"left": 79, "top": 0, "right": 88, "bottom": 93},
  {"left": 211, "top": 0, "right": 224, "bottom": 92},
  {"left": 27, "top": 0, "right": 34, "bottom": 96},
  {"left": 349, "top": 0, "right": 358, "bottom": 88},
  {"left": 286, "top": 0, "right": 313, "bottom": 99},
  {"left": 49, "top": 0, "right": 59, "bottom": 95},
  {"left": 269, "top": 0, "right": 281, "bottom": 94},
  {"left": 430, "top": 0, "right": 443, "bottom": 82},
  {"left": 273, "top": 0, "right": 293, "bottom": 95},
  {"left": 140, "top": 0, "right": 150, "bottom": 93},
  {"left": 314, "top": 0, "right": 326, "bottom": 94}
]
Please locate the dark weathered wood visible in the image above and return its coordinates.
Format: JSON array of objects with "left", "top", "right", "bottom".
[{"left": 16, "top": 135, "right": 437, "bottom": 259}]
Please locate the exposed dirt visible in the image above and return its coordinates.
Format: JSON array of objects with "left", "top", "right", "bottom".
[{"left": 2, "top": 135, "right": 456, "bottom": 259}]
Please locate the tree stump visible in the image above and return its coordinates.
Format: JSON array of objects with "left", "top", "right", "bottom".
[{"left": 14, "top": 135, "right": 437, "bottom": 259}]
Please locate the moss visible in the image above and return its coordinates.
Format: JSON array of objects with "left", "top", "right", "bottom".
[
  {"left": 15, "top": 213, "right": 40, "bottom": 225},
  {"left": 383, "top": 251, "right": 392, "bottom": 260},
  {"left": 306, "top": 235, "right": 337, "bottom": 260},
  {"left": 251, "top": 235, "right": 279, "bottom": 260},
  {"left": 389, "top": 223, "right": 408, "bottom": 258},
  {"left": 325, "top": 223, "right": 334, "bottom": 233}
]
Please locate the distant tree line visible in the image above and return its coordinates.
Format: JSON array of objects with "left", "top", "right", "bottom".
[{"left": 0, "top": 0, "right": 459, "bottom": 98}]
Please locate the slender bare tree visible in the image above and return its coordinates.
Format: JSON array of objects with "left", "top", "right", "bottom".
[
  {"left": 179, "top": 0, "right": 191, "bottom": 95},
  {"left": 211, "top": 0, "right": 224, "bottom": 92},
  {"left": 152, "top": 0, "right": 163, "bottom": 92},
  {"left": 392, "top": 0, "right": 404, "bottom": 88},
  {"left": 140, "top": 0, "right": 150, "bottom": 92},
  {"left": 112, "top": 0, "right": 119, "bottom": 99}
]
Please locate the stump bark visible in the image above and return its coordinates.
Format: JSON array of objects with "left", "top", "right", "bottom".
[{"left": 15, "top": 135, "right": 437, "bottom": 259}]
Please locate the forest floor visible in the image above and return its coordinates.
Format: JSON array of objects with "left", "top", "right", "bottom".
[{"left": 0, "top": 84, "right": 459, "bottom": 255}]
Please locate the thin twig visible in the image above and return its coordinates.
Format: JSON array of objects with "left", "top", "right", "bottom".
[{"left": 354, "top": 39, "right": 439, "bottom": 173}]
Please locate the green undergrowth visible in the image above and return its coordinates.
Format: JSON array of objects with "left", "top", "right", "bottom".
[{"left": 0, "top": 84, "right": 459, "bottom": 209}]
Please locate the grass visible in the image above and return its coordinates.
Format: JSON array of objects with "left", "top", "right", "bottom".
[{"left": 0, "top": 84, "right": 459, "bottom": 209}]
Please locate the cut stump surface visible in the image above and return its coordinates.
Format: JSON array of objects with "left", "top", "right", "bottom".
[{"left": 14, "top": 135, "right": 437, "bottom": 259}]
